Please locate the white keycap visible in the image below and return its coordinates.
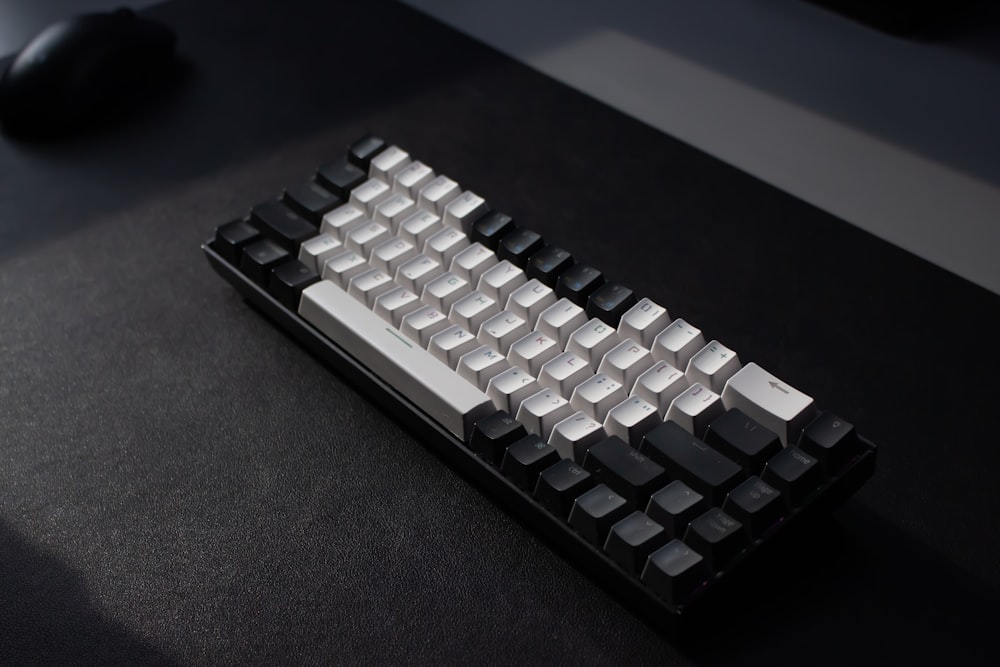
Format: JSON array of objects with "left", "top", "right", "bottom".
[
  {"left": 486, "top": 366, "right": 541, "bottom": 415},
  {"left": 516, "top": 388, "right": 575, "bottom": 440},
  {"left": 428, "top": 324, "right": 480, "bottom": 368},
  {"left": 443, "top": 191, "right": 489, "bottom": 231},
  {"left": 393, "top": 160, "right": 434, "bottom": 197},
  {"left": 570, "top": 373, "right": 628, "bottom": 421},
  {"left": 347, "top": 268, "right": 394, "bottom": 307},
  {"left": 457, "top": 345, "right": 511, "bottom": 390},
  {"left": 423, "top": 226, "right": 470, "bottom": 266},
  {"left": 597, "top": 339, "right": 655, "bottom": 392},
  {"left": 345, "top": 220, "right": 390, "bottom": 256},
  {"left": 450, "top": 242, "right": 499, "bottom": 283},
  {"left": 395, "top": 254, "right": 443, "bottom": 293},
  {"left": 369, "top": 237, "right": 417, "bottom": 275},
  {"left": 477, "top": 311, "right": 530, "bottom": 354},
  {"left": 548, "top": 412, "right": 606, "bottom": 461},
  {"left": 373, "top": 286, "right": 423, "bottom": 327},
  {"left": 536, "top": 298, "right": 589, "bottom": 348},
  {"left": 686, "top": 340, "right": 741, "bottom": 393},
  {"left": 538, "top": 351, "right": 594, "bottom": 397},
  {"left": 298, "top": 233, "right": 342, "bottom": 272},
  {"left": 652, "top": 318, "right": 706, "bottom": 370},
  {"left": 505, "top": 279, "right": 556, "bottom": 327},
  {"left": 618, "top": 298, "right": 671, "bottom": 348},
  {"left": 400, "top": 306, "right": 451, "bottom": 348},
  {"left": 603, "top": 396, "right": 661, "bottom": 448},
  {"left": 449, "top": 290, "right": 500, "bottom": 333},
  {"left": 299, "top": 281, "right": 493, "bottom": 441},
  {"left": 566, "top": 318, "right": 620, "bottom": 371},
  {"left": 349, "top": 177, "right": 392, "bottom": 215},
  {"left": 421, "top": 271, "right": 471, "bottom": 313},
  {"left": 631, "top": 361, "right": 689, "bottom": 417},
  {"left": 506, "top": 331, "right": 561, "bottom": 376},
  {"left": 397, "top": 209, "right": 442, "bottom": 247},
  {"left": 721, "top": 362, "right": 816, "bottom": 445},
  {"left": 478, "top": 261, "right": 527, "bottom": 305},
  {"left": 417, "top": 174, "right": 461, "bottom": 214},
  {"left": 373, "top": 193, "right": 415, "bottom": 230},
  {"left": 320, "top": 203, "right": 366, "bottom": 240},
  {"left": 321, "top": 250, "right": 369, "bottom": 288},
  {"left": 666, "top": 383, "right": 725, "bottom": 437},
  {"left": 369, "top": 145, "right": 411, "bottom": 180}
]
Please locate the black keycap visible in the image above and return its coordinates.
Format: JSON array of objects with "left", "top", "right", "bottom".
[
  {"left": 250, "top": 200, "right": 316, "bottom": 251},
  {"left": 683, "top": 508, "right": 747, "bottom": 571},
  {"left": 316, "top": 156, "right": 366, "bottom": 197},
  {"left": 534, "top": 458, "right": 594, "bottom": 518},
  {"left": 704, "top": 408, "right": 782, "bottom": 475},
  {"left": 348, "top": 133, "right": 387, "bottom": 169},
  {"left": 470, "top": 211, "right": 516, "bottom": 250},
  {"left": 799, "top": 411, "right": 860, "bottom": 475},
  {"left": 641, "top": 540, "right": 709, "bottom": 606},
  {"left": 645, "top": 480, "right": 707, "bottom": 539},
  {"left": 282, "top": 180, "right": 342, "bottom": 224},
  {"left": 496, "top": 228, "right": 545, "bottom": 267},
  {"left": 526, "top": 245, "right": 574, "bottom": 286},
  {"left": 214, "top": 219, "right": 260, "bottom": 264},
  {"left": 582, "top": 436, "right": 669, "bottom": 508},
  {"left": 268, "top": 260, "right": 319, "bottom": 309},
  {"left": 761, "top": 447, "right": 824, "bottom": 508},
  {"left": 468, "top": 411, "right": 527, "bottom": 465},
  {"left": 722, "top": 476, "right": 785, "bottom": 540},
  {"left": 586, "top": 281, "right": 638, "bottom": 326},
  {"left": 568, "top": 484, "right": 632, "bottom": 546},
  {"left": 240, "top": 239, "right": 289, "bottom": 286},
  {"left": 604, "top": 511, "right": 671, "bottom": 575},
  {"left": 501, "top": 435, "right": 560, "bottom": 492},
  {"left": 556, "top": 264, "right": 605, "bottom": 305},
  {"left": 640, "top": 421, "right": 744, "bottom": 505}
]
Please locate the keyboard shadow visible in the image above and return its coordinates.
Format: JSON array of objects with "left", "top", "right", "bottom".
[
  {"left": 679, "top": 501, "right": 997, "bottom": 664},
  {"left": 0, "top": 519, "right": 176, "bottom": 665}
]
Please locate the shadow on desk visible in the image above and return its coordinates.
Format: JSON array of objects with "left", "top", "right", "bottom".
[
  {"left": 681, "top": 502, "right": 997, "bottom": 665},
  {"left": 0, "top": 520, "right": 174, "bottom": 665}
]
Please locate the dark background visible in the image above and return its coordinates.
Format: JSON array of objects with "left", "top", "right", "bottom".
[{"left": 1, "top": 1, "right": 998, "bottom": 664}]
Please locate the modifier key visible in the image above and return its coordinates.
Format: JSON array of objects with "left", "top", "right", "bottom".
[
  {"left": 640, "top": 421, "right": 743, "bottom": 505},
  {"left": 501, "top": 435, "right": 560, "bottom": 492},
  {"left": 583, "top": 436, "right": 669, "bottom": 508},
  {"left": 251, "top": 200, "right": 316, "bottom": 251},
  {"left": 468, "top": 411, "right": 527, "bottom": 465},
  {"left": 534, "top": 458, "right": 595, "bottom": 518}
]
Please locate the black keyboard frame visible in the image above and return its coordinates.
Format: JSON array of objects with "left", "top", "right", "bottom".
[{"left": 203, "top": 237, "right": 877, "bottom": 637}]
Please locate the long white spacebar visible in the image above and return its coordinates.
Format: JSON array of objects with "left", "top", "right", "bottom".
[{"left": 299, "top": 279, "right": 495, "bottom": 441}]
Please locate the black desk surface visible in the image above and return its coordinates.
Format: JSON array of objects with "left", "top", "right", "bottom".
[{"left": 2, "top": 1, "right": 998, "bottom": 664}]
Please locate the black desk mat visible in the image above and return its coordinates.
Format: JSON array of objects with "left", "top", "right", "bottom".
[{"left": 1, "top": 0, "right": 997, "bottom": 663}]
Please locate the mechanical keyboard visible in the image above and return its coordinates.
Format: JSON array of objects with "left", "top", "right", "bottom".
[{"left": 202, "top": 134, "right": 877, "bottom": 634}]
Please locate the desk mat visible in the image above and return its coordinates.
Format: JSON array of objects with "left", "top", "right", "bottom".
[{"left": 1, "top": 0, "right": 997, "bottom": 663}]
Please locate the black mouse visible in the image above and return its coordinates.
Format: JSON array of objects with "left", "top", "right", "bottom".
[{"left": 0, "top": 8, "right": 177, "bottom": 138}]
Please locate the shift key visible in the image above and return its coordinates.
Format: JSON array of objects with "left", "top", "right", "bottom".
[{"left": 639, "top": 421, "right": 743, "bottom": 505}]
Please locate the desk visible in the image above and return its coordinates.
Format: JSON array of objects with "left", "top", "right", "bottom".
[{"left": 1, "top": 1, "right": 997, "bottom": 663}]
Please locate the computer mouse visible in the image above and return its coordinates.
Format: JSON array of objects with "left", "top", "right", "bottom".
[{"left": 0, "top": 8, "right": 177, "bottom": 138}]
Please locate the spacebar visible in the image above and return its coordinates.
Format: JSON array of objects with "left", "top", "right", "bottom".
[{"left": 299, "top": 279, "right": 495, "bottom": 441}]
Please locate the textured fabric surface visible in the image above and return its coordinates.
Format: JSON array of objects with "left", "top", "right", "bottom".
[{"left": 0, "top": 1, "right": 998, "bottom": 664}]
